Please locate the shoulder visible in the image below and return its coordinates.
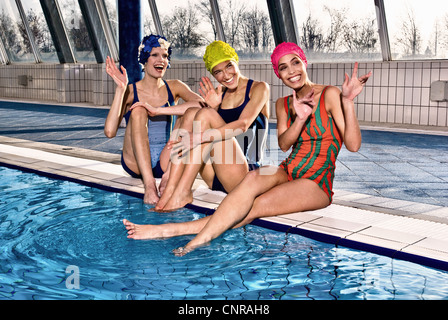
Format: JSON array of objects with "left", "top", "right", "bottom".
[
  {"left": 321, "top": 85, "right": 341, "bottom": 100},
  {"left": 319, "top": 85, "right": 342, "bottom": 114},
  {"left": 165, "top": 79, "right": 187, "bottom": 89},
  {"left": 275, "top": 95, "right": 291, "bottom": 110},
  {"left": 251, "top": 80, "right": 269, "bottom": 93},
  {"left": 165, "top": 79, "right": 191, "bottom": 94}
]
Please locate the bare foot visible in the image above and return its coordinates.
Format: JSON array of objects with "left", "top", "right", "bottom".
[
  {"left": 123, "top": 219, "right": 166, "bottom": 240},
  {"left": 143, "top": 185, "right": 160, "bottom": 205},
  {"left": 155, "top": 184, "right": 174, "bottom": 211},
  {"left": 158, "top": 190, "right": 193, "bottom": 212},
  {"left": 172, "top": 246, "right": 192, "bottom": 257},
  {"left": 158, "top": 172, "right": 169, "bottom": 196}
]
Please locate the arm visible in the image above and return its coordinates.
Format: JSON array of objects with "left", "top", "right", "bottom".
[
  {"left": 104, "top": 56, "right": 130, "bottom": 138},
  {"left": 328, "top": 62, "right": 371, "bottom": 152},
  {"left": 171, "top": 81, "right": 269, "bottom": 156},
  {"left": 276, "top": 90, "right": 314, "bottom": 152},
  {"left": 129, "top": 79, "right": 203, "bottom": 116},
  {"left": 201, "top": 81, "right": 270, "bottom": 143}
]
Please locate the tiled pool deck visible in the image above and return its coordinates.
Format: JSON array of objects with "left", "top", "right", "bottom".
[{"left": 1, "top": 99, "right": 448, "bottom": 271}]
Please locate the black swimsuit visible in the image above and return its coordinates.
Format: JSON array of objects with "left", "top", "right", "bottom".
[
  {"left": 121, "top": 81, "right": 176, "bottom": 179},
  {"left": 212, "top": 79, "right": 268, "bottom": 192}
]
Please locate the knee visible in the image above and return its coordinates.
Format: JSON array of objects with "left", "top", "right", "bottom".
[
  {"left": 194, "top": 107, "right": 218, "bottom": 124},
  {"left": 181, "top": 107, "right": 201, "bottom": 127},
  {"left": 242, "top": 169, "right": 264, "bottom": 185},
  {"left": 129, "top": 106, "right": 148, "bottom": 122},
  {"left": 237, "top": 170, "right": 263, "bottom": 193}
]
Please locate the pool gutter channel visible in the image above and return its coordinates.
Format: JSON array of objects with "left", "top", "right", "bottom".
[{"left": 1, "top": 142, "right": 448, "bottom": 273}]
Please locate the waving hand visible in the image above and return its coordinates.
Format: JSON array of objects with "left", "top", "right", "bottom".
[
  {"left": 342, "top": 62, "right": 372, "bottom": 101},
  {"left": 106, "top": 56, "right": 128, "bottom": 89}
]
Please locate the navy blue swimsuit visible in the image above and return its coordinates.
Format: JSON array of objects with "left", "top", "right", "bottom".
[
  {"left": 212, "top": 79, "right": 268, "bottom": 192},
  {"left": 121, "top": 80, "right": 176, "bottom": 179}
]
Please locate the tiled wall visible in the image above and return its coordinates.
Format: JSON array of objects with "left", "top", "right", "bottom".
[{"left": 1, "top": 60, "right": 447, "bottom": 128}]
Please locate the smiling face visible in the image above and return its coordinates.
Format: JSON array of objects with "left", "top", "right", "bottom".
[
  {"left": 277, "top": 54, "right": 308, "bottom": 89},
  {"left": 144, "top": 47, "right": 169, "bottom": 78},
  {"left": 211, "top": 60, "right": 240, "bottom": 89}
]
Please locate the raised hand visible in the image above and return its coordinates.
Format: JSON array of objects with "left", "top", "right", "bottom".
[
  {"left": 199, "top": 76, "right": 222, "bottom": 109},
  {"left": 292, "top": 88, "right": 315, "bottom": 122},
  {"left": 106, "top": 56, "right": 128, "bottom": 89},
  {"left": 342, "top": 62, "right": 372, "bottom": 101}
]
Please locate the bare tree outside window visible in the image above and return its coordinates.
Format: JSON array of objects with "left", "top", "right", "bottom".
[
  {"left": 56, "top": 0, "right": 95, "bottom": 62},
  {"left": 154, "top": 0, "right": 274, "bottom": 60},
  {"left": 293, "top": 0, "right": 381, "bottom": 62},
  {"left": 21, "top": 0, "right": 58, "bottom": 62},
  {"left": 384, "top": 0, "right": 448, "bottom": 60},
  {"left": 0, "top": 3, "right": 34, "bottom": 62},
  {"left": 396, "top": 10, "right": 422, "bottom": 57},
  {"left": 161, "top": 4, "right": 205, "bottom": 58},
  {"left": 216, "top": 0, "right": 274, "bottom": 59}
]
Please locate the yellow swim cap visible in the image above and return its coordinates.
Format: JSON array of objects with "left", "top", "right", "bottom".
[{"left": 203, "top": 41, "right": 239, "bottom": 73}]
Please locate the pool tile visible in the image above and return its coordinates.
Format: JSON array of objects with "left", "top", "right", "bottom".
[
  {"left": 296, "top": 222, "right": 352, "bottom": 239},
  {"left": 193, "top": 190, "right": 226, "bottom": 204},
  {"left": 345, "top": 233, "right": 407, "bottom": 251},
  {"left": 308, "top": 216, "right": 369, "bottom": 233},
  {"left": 276, "top": 211, "right": 322, "bottom": 224},
  {"left": 402, "top": 240, "right": 448, "bottom": 263},
  {"left": 111, "top": 176, "right": 144, "bottom": 187},
  {"left": 355, "top": 226, "right": 425, "bottom": 244},
  {"left": 423, "top": 207, "right": 448, "bottom": 218}
]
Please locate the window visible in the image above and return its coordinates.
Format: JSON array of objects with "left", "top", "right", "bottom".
[
  {"left": 152, "top": 0, "right": 274, "bottom": 60},
  {"left": 217, "top": 0, "right": 275, "bottom": 60},
  {"left": 56, "top": 0, "right": 95, "bottom": 62},
  {"left": 0, "top": 0, "right": 35, "bottom": 62},
  {"left": 141, "top": 0, "right": 157, "bottom": 36},
  {"left": 21, "top": 0, "right": 58, "bottom": 63},
  {"left": 154, "top": 0, "right": 215, "bottom": 59},
  {"left": 103, "top": 0, "right": 119, "bottom": 50},
  {"left": 384, "top": 0, "right": 448, "bottom": 60},
  {"left": 292, "top": 0, "right": 381, "bottom": 62}
]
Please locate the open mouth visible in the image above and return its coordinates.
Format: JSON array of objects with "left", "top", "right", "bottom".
[
  {"left": 289, "top": 75, "right": 301, "bottom": 83},
  {"left": 154, "top": 64, "right": 165, "bottom": 71},
  {"left": 224, "top": 77, "right": 234, "bottom": 84}
]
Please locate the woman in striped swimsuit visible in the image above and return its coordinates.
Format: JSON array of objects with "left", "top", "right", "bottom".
[{"left": 123, "top": 42, "right": 371, "bottom": 255}]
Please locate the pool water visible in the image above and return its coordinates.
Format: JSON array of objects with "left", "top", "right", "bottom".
[{"left": 1, "top": 166, "right": 448, "bottom": 300}]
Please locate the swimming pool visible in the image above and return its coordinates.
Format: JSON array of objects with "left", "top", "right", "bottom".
[{"left": 1, "top": 166, "right": 448, "bottom": 300}]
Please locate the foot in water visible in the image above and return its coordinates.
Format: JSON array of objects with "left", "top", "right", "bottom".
[
  {"left": 143, "top": 184, "right": 160, "bottom": 205},
  {"left": 123, "top": 219, "right": 168, "bottom": 240},
  {"left": 155, "top": 189, "right": 193, "bottom": 212}
]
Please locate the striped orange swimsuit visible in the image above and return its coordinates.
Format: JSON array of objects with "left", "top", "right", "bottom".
[{"left": 279, "top": 87, "right": 342, "bottom": 202}]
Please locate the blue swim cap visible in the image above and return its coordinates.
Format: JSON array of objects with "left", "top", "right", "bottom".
[{"left": 138, "top": 34, "right": 172, "bottom": 69}]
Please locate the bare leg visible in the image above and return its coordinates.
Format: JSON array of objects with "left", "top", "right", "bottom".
[
  {"left": 123, "top": 167, "right": 329, "bottom": 247},
  {"left": 123, "top": 167, "right": 285, "bottom": 240},
  {"left": 122, "top": 107, "right": 159, "bottom": 204},
  {"left": 160, "top": 108, "right": 248, "bottom": 211},
  {"left": 156, "top": 107, "right": 201, "bottom": 210},
  {"left": 174, "top": 168, "right": 330, "bottom": 255}
]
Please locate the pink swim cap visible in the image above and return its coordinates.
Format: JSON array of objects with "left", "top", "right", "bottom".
[{"left": 271, "top": 42, "right": 307, "bottom": 78}]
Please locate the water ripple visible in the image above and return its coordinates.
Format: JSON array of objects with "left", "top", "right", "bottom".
[{"left": 2, "top": 166, "right": 448, "bottom": 299}]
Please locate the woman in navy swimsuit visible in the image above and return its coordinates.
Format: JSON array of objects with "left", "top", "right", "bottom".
[
  {"left": 104, "top": 35, "right": 202, "bottom": 204},
  {"left": 154, "top": 40, "right": 270, "bottom": 211}
]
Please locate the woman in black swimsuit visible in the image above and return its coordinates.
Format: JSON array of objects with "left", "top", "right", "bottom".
[
  {"left": 104, "top": 35, "right": 202, "bottom": 204},
  {"left": 154, "top": 40, "right": 270, "bottom": 211}
]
